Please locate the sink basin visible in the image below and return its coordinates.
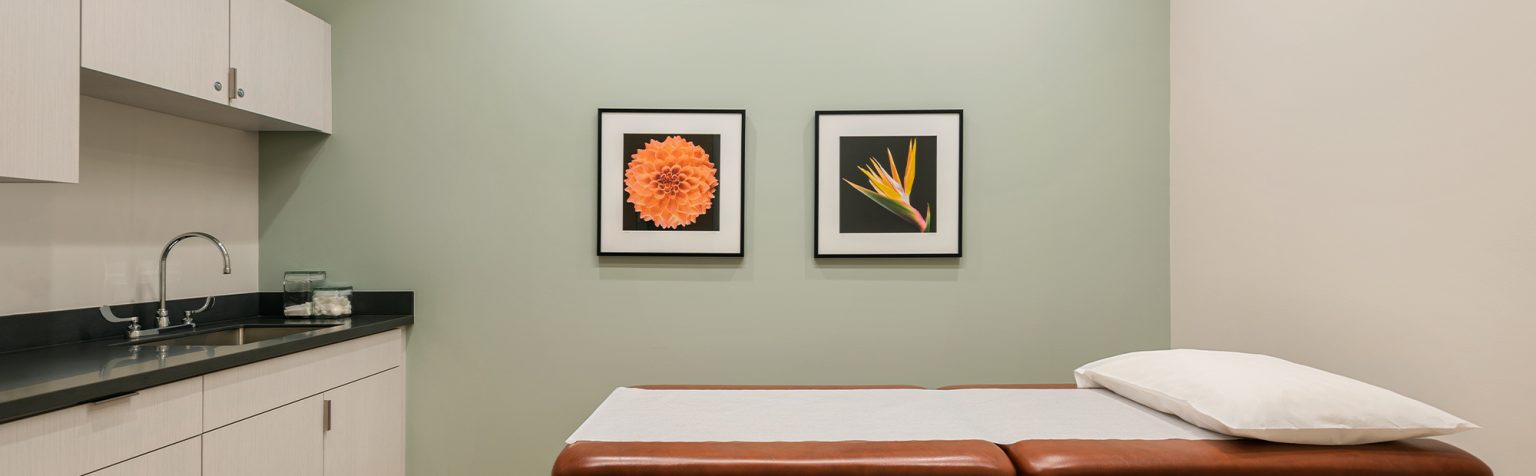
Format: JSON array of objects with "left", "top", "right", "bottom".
[{"left": 133, "top": 324, "right": 337, "bottom": 346}]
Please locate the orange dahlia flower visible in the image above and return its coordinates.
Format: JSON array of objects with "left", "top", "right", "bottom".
[{"left": 624, "top": 136, "right": 719, "bottom": 229}]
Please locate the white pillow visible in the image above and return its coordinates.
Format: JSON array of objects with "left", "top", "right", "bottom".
[{"left": 1074, "top": 349, "right": 1477, "bottom": 445}]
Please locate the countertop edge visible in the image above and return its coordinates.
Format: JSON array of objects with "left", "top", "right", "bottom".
[{"left": 0, "top": 315, "right": 413, "bottom": 425}]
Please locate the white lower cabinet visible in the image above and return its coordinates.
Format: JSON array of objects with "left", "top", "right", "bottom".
[
  {"left": 204, "top": 368, "right": 405, "bottom": 476},
  {"left": 203, "top": 331, "right": 405, "bottom": 476},
  {"left": 203, "top": 329, "right": 403, "bottom": 430},
  {"left": 90, "top": 437, "right": 200, "bottom": 476},
  {"left": 0, "top": 329, "right": 405, "bottom": 476},
  {"left": 324, "top": 368, "right": 407, "bottom": 476}
]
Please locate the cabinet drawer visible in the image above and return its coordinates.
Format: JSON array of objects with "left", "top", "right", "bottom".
[
  {"left": 0, "top": 377, "right": 202, "bottom": 476},
  {"left": 204, "top": 329, "right": 403, "bottom": 430},
  {"left": 90, "top": 436, "right": 200, "bottom": 476}
]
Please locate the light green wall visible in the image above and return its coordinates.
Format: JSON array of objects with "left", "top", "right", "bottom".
[{"left": 260, "top": 1, "right": 1170, "bottom": 473}]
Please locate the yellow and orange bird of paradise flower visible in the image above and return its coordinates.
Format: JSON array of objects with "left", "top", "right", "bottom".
[{"left": 842, "top": 138, "right": 932, "bottom": 232}]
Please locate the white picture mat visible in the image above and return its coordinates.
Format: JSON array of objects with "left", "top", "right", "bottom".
[
  {"left": 600, "top": 112, "right": 743, "bottom": 254},
  {"left": 566, "top": 388, "right": 1230, "bottom": 443},
  {"left": 817, "top": 113, "right": 960, "bottom": 255}
]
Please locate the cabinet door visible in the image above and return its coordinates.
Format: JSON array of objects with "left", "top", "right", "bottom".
[
  {"left": 204, "top": 396, "right": 324, "bottom": 476},
  {"left": 0, "top": 400, "right": 83, "bottom": 476},
  {"left": 229, "top": 0, "right": 332, "bottom": 132},
  {"left": 91, "top": 437, "right": 200, "bottom": 476},
  {"left": 324, "top": 368, "right": 406, "bottom": 476},
  {"left": 0, "top": 0, "right": 78, "bottom": 183},
  {"left": 82, "top": 0, "right": 230, "bottom": 104}
]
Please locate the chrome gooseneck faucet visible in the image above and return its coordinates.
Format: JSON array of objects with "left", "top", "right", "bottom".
[
  {"left": 101, "top": 232, "right": 232, "bottom": 339},
  {"left": 157, "top": 232, "right": 232, "bottom": 328}
]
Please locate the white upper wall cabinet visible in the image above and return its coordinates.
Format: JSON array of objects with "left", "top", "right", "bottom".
[
  {"left": 231, "top": 0, "right": 334, "bottom": 133},
  {"left": 77, "top": 0, "right": 332, "bottom": 133},
  {"left": 4, "top": 0, "right": 329, "bottom": 183},
  {"left": 83, "top": 0, "right": 231, "bottom": 105},
  {"left": 0, "top": 0, "right": 79, "bottom": 183}
]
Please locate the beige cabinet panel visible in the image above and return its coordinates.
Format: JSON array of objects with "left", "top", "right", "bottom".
[
  {"left": 0, "top": 0, "right": 79, "bottom": 183},
  {"left": 89, "top": 437, "right": 200, "bottom": 476},
  {"left": 230, "top": 0, "right": 333, "bottom": 132},
  {"left": 0, "top": 398, "right": 84, "bottom": 476},
  {"left": 82, "top": 0, "right": 230, "bottom": 104},
  {"left": 204, "top": 396, "right": 325, "bottom": 476},
  {"left": 325, "top": 368, "right": 407, "bottom": 476}
]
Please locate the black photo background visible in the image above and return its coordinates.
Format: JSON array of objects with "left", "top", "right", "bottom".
[
  {"left": 838, "top": 135, "right": 937, "bottom": 233},
  {"left": 621, "top": 133, "right": 722, "bottom": 231}
]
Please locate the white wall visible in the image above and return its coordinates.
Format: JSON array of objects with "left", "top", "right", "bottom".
[
  {"left": 1171, "top": 1, "right": 1536, "bottom": 473},
  {"left": 0, "top": 97, "right": 259, "bottom": 315}
]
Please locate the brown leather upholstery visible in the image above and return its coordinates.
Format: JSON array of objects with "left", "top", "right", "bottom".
[
  {"left": 561, "top": 385, "right": 1493, "bottom": 475},
  {"left": 554, "top": 441, "right": 1016, "bottom": 476},
  {"left": 938, "top": 384, "right": 1077, "bottom": 390},
  {"left": 631, "top": 384, "right": 926, "bottom": 390},
  {"left": 1004, "top": 439, "right": 1492, "bottom": 476}
]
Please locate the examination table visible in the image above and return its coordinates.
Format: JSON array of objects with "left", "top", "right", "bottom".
[{"left": 554, "top": 385, "right": 1491, "bottom": 476}]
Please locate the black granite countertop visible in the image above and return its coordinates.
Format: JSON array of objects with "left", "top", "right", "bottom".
[{"left": 0, "top": 314, "right": 412, "bottom": 425}]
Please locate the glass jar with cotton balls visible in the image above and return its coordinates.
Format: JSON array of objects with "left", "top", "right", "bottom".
[{"left": 312, "top": 282, "right": 353, "bottom": 317}]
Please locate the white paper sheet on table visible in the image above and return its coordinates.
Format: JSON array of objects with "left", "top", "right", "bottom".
[{"left": 566, "top": 388, "right": 1230, "bottom": 444}]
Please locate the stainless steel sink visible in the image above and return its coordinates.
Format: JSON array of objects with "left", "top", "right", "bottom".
[{"left": 132, "top": 324, "right": 337, "bottom": 346}]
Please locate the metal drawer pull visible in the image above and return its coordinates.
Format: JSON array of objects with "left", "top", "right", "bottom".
[
  {"left": 88, "top": 391, "right": 139, "bottom": 406},
  {"left": 323, "top": 399, "right": 332, "bottom": 431}
]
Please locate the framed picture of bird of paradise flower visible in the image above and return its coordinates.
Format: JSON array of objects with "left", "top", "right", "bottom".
[
  {"left": 598, "top": 109, "right": 745, "bottom": 256},
  {"left": 816, "top": 110, "right": 961, "bottom": 257}
]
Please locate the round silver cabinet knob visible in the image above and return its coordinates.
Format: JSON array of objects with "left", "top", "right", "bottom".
[
  {"left": 236, "top": 88, "right": 245, "bottom": 98},
  {"left": 214, "top": 81, "right": 223, "bottom": 91}
]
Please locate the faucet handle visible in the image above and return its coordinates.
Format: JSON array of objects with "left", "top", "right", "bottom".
[
  {"left": 100, "top": 306, "right": 143, "bottom": 339},
  {"left": 100, "top": 305, "right": 138, "bottom": 324},
  {"left": 184, "top": 296, "right": 215, "bottom": 324}
]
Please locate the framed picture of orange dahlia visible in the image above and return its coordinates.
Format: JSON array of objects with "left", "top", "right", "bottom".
[
  {"left": 816, "top": 110, "right": 962, "bottom": 257},
  {"left": 598, "top": 109, "right": 745, "bottom": 256}
]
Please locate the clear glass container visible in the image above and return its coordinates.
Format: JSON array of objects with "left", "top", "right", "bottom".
[
  {"left": 312, "top": 282, "right": 354, "bottom": 317},
  {"left": 282, "top": 271, "right": 326, "bottom": 317}
]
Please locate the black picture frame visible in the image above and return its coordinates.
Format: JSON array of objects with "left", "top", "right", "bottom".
[
  {"left": 815, "top": 109, "right": 963, "bottom": 258},
  {"left": 597, "top": 108, "right": 746, "bottom": 257}
]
